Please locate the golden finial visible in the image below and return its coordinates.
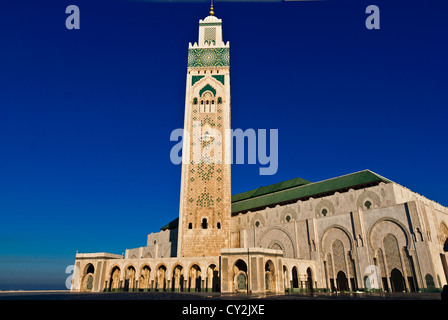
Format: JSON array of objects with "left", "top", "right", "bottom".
[{"left": 209, "top": 0, "right": 214, "bottom": 16}]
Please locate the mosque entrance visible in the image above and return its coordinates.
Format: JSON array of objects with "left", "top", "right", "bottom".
[
  {"left": 233, "top": 259, "right": 248, "bottom": 292},
  {"left": 306, "top": 267, "right": 313, "bottom": 291},
  {"left": 390, "top": 268, "right": 405, "bottom": 292},
  {"left": 336, "top": 271, "right": 348, "bottom": 291}
]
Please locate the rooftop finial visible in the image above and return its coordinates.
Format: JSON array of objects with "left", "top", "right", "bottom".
[{"left": 209, "top": 0, "right": 214, "bottom": 16}]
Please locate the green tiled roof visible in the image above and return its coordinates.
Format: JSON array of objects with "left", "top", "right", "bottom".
[
  {"left": 161, "top": 170, "right": 392, "bottom": 229},
  {"left": 231, "top": 170, "right": 392, "bottom": 214},
  {"left": 231, "top": 176, "right": 311, "bottom": 203},
  {"left": 160, "top": 217, "right": 179, "bottom": 231}
]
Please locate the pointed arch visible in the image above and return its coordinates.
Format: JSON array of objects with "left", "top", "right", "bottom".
[
  {"left": 81, "top": 263, "right": 95, "bottom": 292},
  {"left": 199, "top": 84, "right": 216, "bottom": 97},
  {"left": 171, "top": 264, "right": 184, "bottom": 292},
  {"left": 257, "top": 226, "right": 297, "bottom": 258},
  {"left": 321, "top": 225, "right": 354, "bottom": 253},
  {"left": 440, "top": 221, "right": 448, "bottom": 245},
  {"left": 109, "top": 265, "right": 121, "bottom": 291},
  {"left": 124, "top": 264, "right": 137, "bottom": 291},
  {"left": 155, "top": 264, "right": 167, "bottom": 291},
  {"left": 206, "top": 263, "right": 220, "bottom": 292},
  {"left": 189, "top": 264, "right": 202, "bottom": 292},
  {"left": 368, "top": 218, "right": 410, "bottom": 251},
  {"left": 265, "top": 260, "right": 276, "bottom": 292},
  {"left": 139, "top": 264, "right": 151, "bottom": 291}
]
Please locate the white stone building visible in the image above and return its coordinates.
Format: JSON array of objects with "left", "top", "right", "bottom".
[{"left": 70, "top": 6, "right": 448, "bottom": 294}]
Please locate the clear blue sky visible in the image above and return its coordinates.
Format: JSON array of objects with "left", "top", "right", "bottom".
[{"left": 1, "top": 0, "right": 447, "bottom": 290}]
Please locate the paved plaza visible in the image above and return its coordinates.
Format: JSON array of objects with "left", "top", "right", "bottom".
[{"left": 0, "top": 290, "right": 442, "bottom": 300}]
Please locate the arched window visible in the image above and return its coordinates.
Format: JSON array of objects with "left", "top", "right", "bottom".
[
  {"left": 364, "top": 200, "right": 372, "bottom": 210},
  {"left": 217, "top": 222, "right": 221, "bottom": 229},
  {"left": 199, "top": 89, "right": 216, "bottom": 113},
  {"left": 202, "top": 218, "right": 208, "bottom": 229},
  {"left": 193, "top": 98, "right": 198, "bottom": 105},
  {"left": 188, "top": 223, "right": 193, "bottom": 229},
  {"left": 200, "top": 100, "right": 205, "bottom": 112},
  {"left": 86, "top": 264, "right": 95, "bottom": 275}
]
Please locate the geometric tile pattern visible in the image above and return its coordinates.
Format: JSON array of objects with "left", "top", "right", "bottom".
[{"left": 188, "top": 48, "right": 230, "bottom": 68}]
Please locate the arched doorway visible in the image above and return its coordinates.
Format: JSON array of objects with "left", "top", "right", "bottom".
[
  {"left": 109, "top": 266, "right": 121, "bottom": 291},
  {"left": 172, "top": 265, "right": 184, "bottom": 292},
  {"left": 189, "top": 264, "right": 202, "bottom": 292},
  {"left": 233, "top": 259, "right": 247, "bottom": 292},
  {"left": 139, "top": 265, "right": 151, "bottom": 291},
  {"left": 207, "top": 264, "right": 219, "bottom": 292},
  {"left": 82, "top": 263, "right": 95, "bottom": 292},
  {"left": 306, "top": 267, "right": 314, "bottom": 292},
  {"left": 390, "top": 268, "right": 405, "bottom": 292},
  {"left": 336, "top": 271, "right": 348, "bottom": 291},
  {"left": 156, "top": 265, "right": 167, "bottom": 291},
  {"left": 124, "top": 266, "right": 136, "bottom": 291},
  {"left": 292, "top": 267, "right": 299, "bottom": 289},
  {"left": 265, "top": 260, "right": 275, "bottom": 292}
]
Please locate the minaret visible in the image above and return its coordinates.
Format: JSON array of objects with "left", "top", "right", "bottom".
[{"left": 177, "top": 5, "right": 231, "bottom": 257}]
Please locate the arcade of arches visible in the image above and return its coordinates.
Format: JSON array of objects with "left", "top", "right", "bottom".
[
  {"left": 74, "top": 216, "right": 448, "bottom": 294},
  {"left": 100, "top": 263, "right": 220, "bottom": 292},
  {"left": 220, "top": 247, "right": 317, "bottom": 294}
]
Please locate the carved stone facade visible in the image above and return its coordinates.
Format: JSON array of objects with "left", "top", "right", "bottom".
[{"left": 228, "top": 180, "right": 448, "bottom": 292}]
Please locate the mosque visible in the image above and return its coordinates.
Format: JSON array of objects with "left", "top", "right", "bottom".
[{"left": 71, "top": 5, "right": 448, "bottom": 294}]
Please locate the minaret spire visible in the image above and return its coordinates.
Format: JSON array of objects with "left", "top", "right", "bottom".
[{"left": 209, "top": 0, "right": 214, "bottom": 16}]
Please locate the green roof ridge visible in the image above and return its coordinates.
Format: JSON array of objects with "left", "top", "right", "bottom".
[
  {"left": 160, "top": 217, "right": 179, "bottom": 231},
  {"left": 232, "top": 176, "right": 311, "bottom": 203},
  {"left": 231, "top": 170, "right": 392, "bottom": 214}
]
